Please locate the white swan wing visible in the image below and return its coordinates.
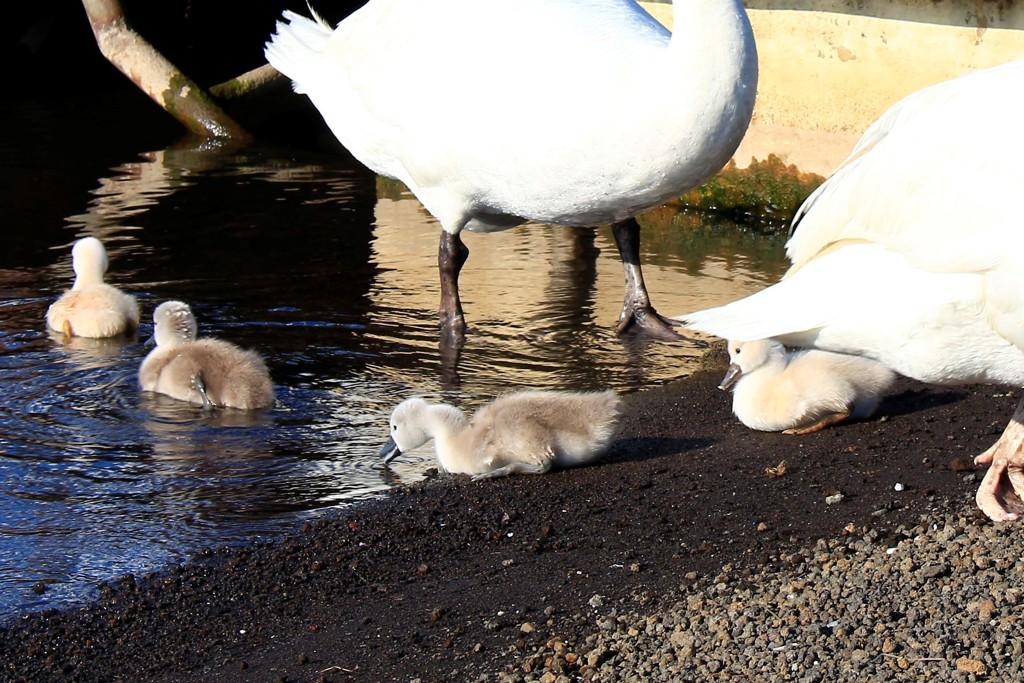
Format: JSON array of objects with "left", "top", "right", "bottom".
[{"left": 786, "top": 59, "right": 1024, "bottom": 276}]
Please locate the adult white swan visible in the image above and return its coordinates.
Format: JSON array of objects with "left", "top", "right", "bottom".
[
  {"left": 265, "top": 0, "right": 757, "bottom": 340},
  {"left": 680, "top": 59, "right": 1024, "bottom": 521}
]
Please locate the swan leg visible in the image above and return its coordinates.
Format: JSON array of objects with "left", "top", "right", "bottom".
[
  {"left": 471, "top": 460, "right": 552, "bottom": 480},
  {"left": 438, "top": 230, "right": 469, "bottom": 338},
  {"left": 783, "top": 410, "right": 852, "bottom": 435},
  {"left": 611, "top": 219, "right": 704, "bottom": 345},
  {"left": 191, "top": 375, "right": 216, "bottom": 411},
  {"left": 974, "top": 399, "right": 1024, "bottom": 521}
]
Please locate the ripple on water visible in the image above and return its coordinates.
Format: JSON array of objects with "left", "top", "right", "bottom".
[{"left": 0, "top": 142, "right": 788, "bottom": 621}]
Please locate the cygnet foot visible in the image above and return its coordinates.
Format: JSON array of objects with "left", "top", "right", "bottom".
[
  {"left": 782, "top": 410, "right": 852, "bottom": 435},
  {"left": 191, "top": 375, "right": 217, "bottom": 411},
  {"left": 471, "top": 461, "right": 552, "bottom": 480}
]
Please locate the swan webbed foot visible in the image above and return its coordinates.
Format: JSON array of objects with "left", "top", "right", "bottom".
[
  {"left": 615, "top": 303, "right": 705, "bottom": 344},
  {"left": 974, "top": 413, "right": 1024, "bottom": 521},
  {"left": 611, "top": 218, "right": 706, "bottom": 346}
]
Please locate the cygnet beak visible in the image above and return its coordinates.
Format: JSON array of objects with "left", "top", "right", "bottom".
[
  {"left": 379, "top": 436, "right": 402, "bottom": 464},
  {"left": 718, "top": 364, "right": 742, "bottom": 391}
]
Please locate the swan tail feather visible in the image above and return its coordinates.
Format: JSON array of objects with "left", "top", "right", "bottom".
[
  {"left": 673, "top": 279, "right": 828, "bottom": 343},
  {"left": 264, "top": 10, "right": 335, "bottom": 94}
]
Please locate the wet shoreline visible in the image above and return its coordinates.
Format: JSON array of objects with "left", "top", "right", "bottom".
[{"left": 0, "top": 350, "right": 1012, "bottom": 682}]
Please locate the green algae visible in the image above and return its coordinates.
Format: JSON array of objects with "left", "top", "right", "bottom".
[{"left": 642, "top": 154, "right": 825, "bottom": 235}]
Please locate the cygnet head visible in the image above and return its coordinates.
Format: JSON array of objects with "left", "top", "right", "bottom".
[
  {"left": 71, "top": 237, "right": 109, "bottom": 287},
  {"left": 151, "top": 300, "right": 199, "bottom": 348},
  {"left": 719, "top": 339, "right": 784, "bottom": 391},
  {"left": 379, "top": 397, "right": 433, "bottom": 464}
]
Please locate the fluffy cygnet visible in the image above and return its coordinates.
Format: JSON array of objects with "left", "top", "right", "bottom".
[
  {"left": 139, "top": 301, "right": 274, "bottom": 410},
  {"left": 720, "top": 339, "right": 896, "bottom": 434},
  {"left": 46, "top": 237, "right": 140, "bottom": 338},
  {"left": 380, "top": 390, "right": 625, "bottom": 479}
]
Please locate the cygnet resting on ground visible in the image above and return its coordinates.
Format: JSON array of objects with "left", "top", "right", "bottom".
[
  {"left": 720, "top": 339, "right": 896, "bottom": 434},
  {"left": 679, "top": 59, "right": 1024, "bottom": 521},
  {"left": 139, "top": 301, "right": 274, "bottom": 410},
  {"left": 46, "top": 236, "right": 140, "bottom": 338},
  {"left": 379, "top": 390, "right": 625, "bottom": 479}
]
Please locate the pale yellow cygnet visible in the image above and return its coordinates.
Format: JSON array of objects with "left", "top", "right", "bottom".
[
  {"left": 720, "top": 339, "right": 896, "bottom": 434},
  {"left": 46, "top": 237, "right": 140, "bottom": 338}
]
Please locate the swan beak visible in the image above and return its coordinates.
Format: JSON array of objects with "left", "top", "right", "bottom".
[
  {"left": 718, "top": 364, "right": 742, "bottom": 391},
  {"left": 379, "top": 436, "right": 403, "bottom": 464}
]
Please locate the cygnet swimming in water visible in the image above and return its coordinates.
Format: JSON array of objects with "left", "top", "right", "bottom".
[
  {"left": 720, "top": 339, "right": 896, "bottom": 434},
  {"left": 139, "top": 301, "right": 274, "bottom": 410},
  {"left": 379, "top": 390, "right": 625, "bottom": 479},
  {"left": 46, "top": 237, "right": 140, "bottom": 338}
]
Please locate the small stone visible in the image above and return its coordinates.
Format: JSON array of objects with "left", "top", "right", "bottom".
[
  {"left": 588, "top": 594, "right": 604, "bottom": 608},
  {"left": 297, "top": 653, "right": 309, "bottom": 665},
  {"left": 520, "top": 622, "right": 536, "bottom": 634},
  {"left": 955, "top": 657, "right": 986, "bottom": 674},
  {"left": 950, "top": 457, "right": 974, "bottom": 472},
  {"left": 825, "top": 493, "right": 845, "bottom": 505},
  {"left": 918, "top": 563, "right": 949, "bottom": 579}
]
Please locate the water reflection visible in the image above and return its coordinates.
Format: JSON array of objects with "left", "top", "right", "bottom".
[{"left": 0, "top": 135, "right": 788, "bottom": 620}]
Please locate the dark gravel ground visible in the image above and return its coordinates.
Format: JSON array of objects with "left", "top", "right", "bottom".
[{"left": 0, "top": 346, "right": 1014, "bottom": 683}]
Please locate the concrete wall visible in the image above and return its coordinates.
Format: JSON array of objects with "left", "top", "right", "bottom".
[{"left": 640, "top": 0, "right": 1024, "bottom": 173}]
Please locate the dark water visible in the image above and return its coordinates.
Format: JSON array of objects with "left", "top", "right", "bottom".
[{"left": 0, "top": 97, "right": 788, "bottom": 620}]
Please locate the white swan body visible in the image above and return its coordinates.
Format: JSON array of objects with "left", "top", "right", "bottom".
[
  {"left": 46, "top": 237, "right": 140, "bottom": 338},
  {"left": 379, "top": 390, "right": 625, "bottom": 479},
  {"left": 679, "top": 59, "right": 1024, "bottom": 519},
  {"left": 266, "top": 0, "right": 757, "bottom": 335},
  {"left": 720, "top": 339, "right": 896, "bottom": 434},
  {"left": 139, "top": 301, "right": 274, "bottom": 410}
]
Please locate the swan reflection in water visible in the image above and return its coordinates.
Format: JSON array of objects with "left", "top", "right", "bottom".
[{"left": 0, "top": 133, "right": 785, "bottom": 618}]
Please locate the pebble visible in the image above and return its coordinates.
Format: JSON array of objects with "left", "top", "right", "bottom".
[{"left": 490, "top": 506, "right": 1024, "bottom": 681}]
